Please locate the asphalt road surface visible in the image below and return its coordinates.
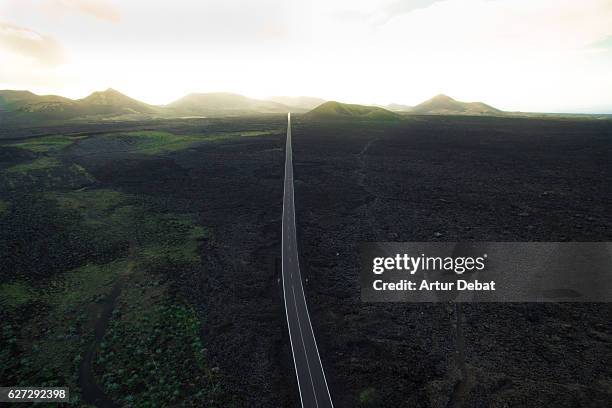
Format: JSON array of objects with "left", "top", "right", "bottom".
[{"left": 282, "top": 113, "right": 334, "bottom": 408}]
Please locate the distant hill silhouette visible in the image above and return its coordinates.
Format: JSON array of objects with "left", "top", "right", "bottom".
[
  {"left": 0, "top": 90, "right": 77, "bottom": 119},
  {"left": 0, "top": 90, "right": 72, "bottom": 110},
  {"left": 411, "top": 94, "right": 502, "bottom": 115},
  {"left": 0, "top": 89, "right": 510, "bottom": 124},
  {"left": 0, "top": 89, "right": 293, "bottom": 123},
  {"left": 77, "top": 88, "right": 157, "bottom": 115},
  {"left": 167, "top": 92, "right": 289, "bottom": 116},
  {"left": 306, "top": 101, "right": 400, "bottom": 120},
  {"left": 0, "top": 88, "right": 158, "bottom": 122}
]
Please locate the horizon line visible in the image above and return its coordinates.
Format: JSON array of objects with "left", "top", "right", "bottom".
[{"left": 1, "top": 87, "right": 611, "bottom": 116}]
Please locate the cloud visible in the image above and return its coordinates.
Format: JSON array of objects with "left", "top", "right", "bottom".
[
  {"left": 0, "top": 21, "right": 64, "bottom": 65},
  {"left": 42, "top": 0, "right": 121, "bottom": 22},
  {"left": 585, "top": 35, "right": 612, "bottom": 52},
  {"left": 327, "top": 0, "right": 444, "bottom": 26},
  {"left": 378, "top": 0, "right": 445, "bottom": 25},
  {"left": 0, "top": 0, "right": 610, "bottom": 112},
  {"left": 384, "top": 0, "right": 444, "bottom": 15}
]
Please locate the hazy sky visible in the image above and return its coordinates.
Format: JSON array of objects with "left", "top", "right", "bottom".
[{"left": 1, "top": 0, "right": 612, "bottom": 112}]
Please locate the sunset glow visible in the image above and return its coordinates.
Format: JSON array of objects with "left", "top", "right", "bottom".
[{"left": 1, "top": 0, "right": 612, "bottom": 112}]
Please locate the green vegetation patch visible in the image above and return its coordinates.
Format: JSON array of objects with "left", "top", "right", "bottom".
[
  {"left": 0, "top": 260, "right": 125, "bottom": 402},
  {"left": 99, "top": 129, "right": 281, "bottom": 155},
  {"left": 237, "top": 129, "right": 282, "bottom": 137},
  {"left": 8, "top": 135, "right": 82, "bottom": 153},
  {"left": 1, "top": 156, "right": 94, "bottom": 191},
  {"left": 138, "top": 217, "right": 208, "bottom": 267},
  {"left": 52, "top": 188, "right": 130, "bottom": 223},
  {"left": 108, "top": 131, "right": 202, "bottom": 155},
  {"left": 4, "top": 156, "right": 60, "bottom": 173},
  {"left": 0, "top": 281, "right": 34, "bottom": 308},
  {"left": 52, "top": 189, "right": 208, "bottom": 268},
  {"left": 47, "top": 261, "right": 125, "bottom": 308},
  {"left": 2, "top": 186, "right": 214, "bottom": 404},
  {"left": 95, "top": 297, "right": 220, "bottom": 407},
  {"left": 52, "top": 188, "right": 143, "bottom": 252}
]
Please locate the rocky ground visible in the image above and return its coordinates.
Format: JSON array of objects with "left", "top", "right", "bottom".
[
  {"left": 1, "top": 114, "right": 610, "bottom": 407},
  {"left": 291, "top": 115, "right": 612, "bottom": 407},
  {"left": 0, "top": 116, "right": 296, "bottom": 407}
]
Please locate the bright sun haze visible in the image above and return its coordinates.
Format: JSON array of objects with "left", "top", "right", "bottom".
[{"left": 1, "top": 0, "right": 611, "bottom": 113}]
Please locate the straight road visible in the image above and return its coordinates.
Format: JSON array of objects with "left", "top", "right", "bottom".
[{"left": 282, "top": 113, "right": 334, "bottom": 408}]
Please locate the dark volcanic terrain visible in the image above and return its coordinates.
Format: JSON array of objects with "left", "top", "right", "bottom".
[
  {"left": 291, "top": 115, "right": 612, "bottom": 407},
  {"left": 0, "top": 113, "right": 611, "bottom": 407},
  {"left": 0, "top": 116, "right": 296, "bottom": 406}
]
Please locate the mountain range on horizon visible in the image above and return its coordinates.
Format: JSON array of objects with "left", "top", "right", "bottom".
[{"left": 0, "top": 88, "right": 514, "bottom": 124}]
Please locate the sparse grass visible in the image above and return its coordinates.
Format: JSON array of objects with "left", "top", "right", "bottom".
[
  {"left": 0, "top": 281, "right": 34, "bottom": 308},
  {"left": 52, "top": 189, "right": 208, "bottom": 265},
  {"left": 98, "top": 129, "right": 280, "bottom": 155},
  {"left": 96, "top": 296, "right": 220, "bottom": 407},
  {"left": 50, "top": 188, "right": 221, "bottom": 405},
  {"left": 49, "top": 189, "right": 129, "bottom": 218},
  {"left": 46, "top": 187, "right": 213, "bottom": 402},
  {"left": 359, "top": 387, "right": 382, "bottom": 407},
  {"left": 0, "top": 120, "right": 279, "bottom": 405},
  {"left": 61, "top": 188, "right": 218, "bottom": 405},
  {"left": 9, "top": 135, "right": 82, "bottom": 153},
  {"left": 1, "top": 156, "right": 94, "bottom": 191},
  {"left": 0, "top": 190, "right": 209, "bottom": 402},
  {"left": 1, "top": 183, "right": 212, "bottom": 404},
  {"left": 116, "top": 131, "right": 202, "bottom": 154},
  {"left": 237, "top": 129, "right": 282, "bottom": 137},
  {"left": 4, "top": 156, "right": 60, "bottom": 173},
  {"left": 0, "top": 260, "right": 125, "bottom": 403},
  {"left": 52, "top": 189, "right": 142, "bottom": 250},
  {"left": 46, "top": 261, "right": 125, "bottom": 308}
]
